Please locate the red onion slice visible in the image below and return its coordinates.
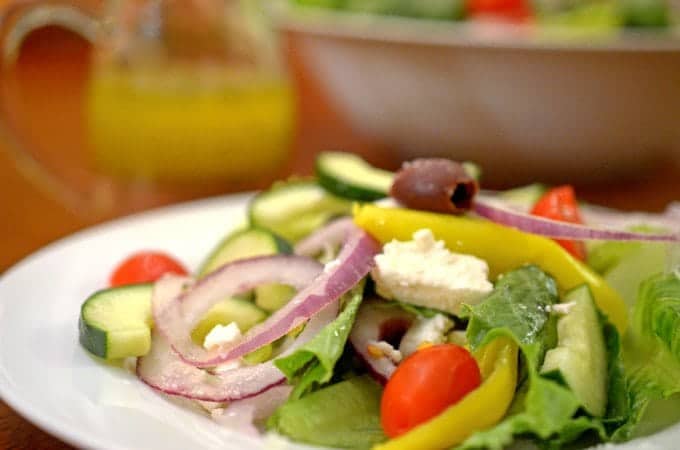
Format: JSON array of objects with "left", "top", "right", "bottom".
[
  {"left": 294, "top": 218, "right": 354, "bottom": 257},
  {"left": 580, "top": 203, "right": 680, "bottom": 232},
  {"left": 158, "top": 229, "right": 380, "bottom": 367},
  {"left": 349, "top": 300, "right": 414, "bottom": 384},
  {"left": 153, "top": 255, "right": 322, "bottom": 365},
  {"left": 474, "top": 195, "right": 680, "bottom": 242},
  {"left": 211, "top": 385, "right": 293, "bottom": 436},
  {"left": 138, "top": 275, "right": 339, "bottom": 402}
]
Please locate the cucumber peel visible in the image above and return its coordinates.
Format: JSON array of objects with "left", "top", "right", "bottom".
[
  {"left": 79, "top": 284, "right": 154, "bottom": 360},
  {"left": 198, "top": 227, "right": 292, "bottom": 277},
  {"left": 249, "top": 180, "right": 351, "bottom": 242},
  {"left": 542, "top": 284, "right": 608, "bottom": 417},
  {"left": 316, "top": 151, "right": 393, "bottom": 201},
  {"left": 191, "top": 297, "right": 268, "bottom": 344}
]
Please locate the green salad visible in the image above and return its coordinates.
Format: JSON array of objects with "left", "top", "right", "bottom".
[
  {"left": 78, "top": 152, "right": 680, "bottom": 449},
  {"left": 292, "top": 0, "right": 677, "bottom": 32}
]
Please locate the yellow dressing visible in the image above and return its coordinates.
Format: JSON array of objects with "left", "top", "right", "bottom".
[{"left": 87, "top": 65, "right": 294, "bottom": 182}]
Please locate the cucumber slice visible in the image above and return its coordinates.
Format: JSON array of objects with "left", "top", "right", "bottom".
[
  {"left": 603, "top": 242, "right": 666, "bottom": 308},
  {"left": 80, "top": 283, "right": 269, "bottom": 359},
  {"left": 541, "top": 285, "right": 607, "bottom": 417},
  {"left": 249, "top": 180, "right": 351, "bottom": 242},
  {"left": 198, "top": 227, "right": 292, "bottom": 277},
  {"left": 199, "top": 227, "right": 297, "bottom": 312},
  {"left": 316, "top": 152, "right": 394, "bottom": 201},
  {"left": 79, "top": 284, "right": 154, "bottom": 359},
  {"left": 499, "top": 183, "right": 547, "bottom": 209},
  {"left": 243, "top": 343, "right": 274, "bottom": 364},
  {"left": 191, "top": 297, "right": 269, "bottom": 345},
  {"left": 255, "top": 283, "right": 297, "bottom": 312}
]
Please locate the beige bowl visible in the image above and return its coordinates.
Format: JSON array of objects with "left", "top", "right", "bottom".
[{"left": 274, "top": 5, "right": 680, "bottom": 183}]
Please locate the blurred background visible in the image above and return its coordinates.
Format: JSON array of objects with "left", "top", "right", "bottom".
[
  {"left": 1, "top": 0, "right": 680, "bottom": 446},
  {"left": 2, "top": 0, "right": 680, "bottom": 273},
  {"left": 0, "top": 0, "right": 395, "bottom": 273}
]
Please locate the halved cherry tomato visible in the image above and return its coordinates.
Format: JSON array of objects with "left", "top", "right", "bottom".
[
  {"left": 531, "top": 185, "right": 587, "bottom": 261},
  {"left": 468, "top": 0, "right": 532, "bottom": 21},
  {"left": 380, "top": 344, "right": 482, "bottom": 438},
  {"left": 109, "top": 251, "right": 188, "bottom": 287}
]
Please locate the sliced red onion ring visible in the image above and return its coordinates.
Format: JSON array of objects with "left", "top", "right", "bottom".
[
  {"left": 211, "top": 385, "right": 293, "bottom": 436},
  {"left": 349, "top": 300, "right": 414, "bottom": 384},
  {"left": 154, "top": 255, "right": 322, "bottom": 365},
  {"left": 580, "top": 203, "right": 680, "bottom": 232},
  {"left": 158, "top": 229, "right": 380, "bottom": 367},
  {"left": 138, "top": 275, "right": 339, "bottom": 402},
  {"left": 294, "top": 217, "right": 354, "bottom": 257},
  {"left": 474, "top": 195, "right": 680, "bottom": 242}
]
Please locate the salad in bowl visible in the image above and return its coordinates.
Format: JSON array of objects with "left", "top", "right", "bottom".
[{"left": 78, "top": 152, "right": 680, "bottom": 449}]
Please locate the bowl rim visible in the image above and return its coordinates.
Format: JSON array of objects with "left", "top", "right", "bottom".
[{"left": 270, "top": 2, "right": 680, "bottom": 52}]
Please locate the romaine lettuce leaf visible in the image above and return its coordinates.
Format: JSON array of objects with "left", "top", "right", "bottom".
[
  {"left": 274, "top": 281, "right": 365, "bottom": 399},
  {"left": 610, "top": 273, "right": 680, "bottom": 441},
  {"left": 465, "top": 264, "right": 559, "bottom": 370},
  {"left": 382, "top": 299, "right": 447, "bottom": 319},
  {"left": 459, "top": 265, "right": 629, "bottom": 449},
  {"left": 587, "top": 225, "right": 668, "bottom": 308},
  {"left": 267, "top": 375, "right": 386, "bottom": 449}
]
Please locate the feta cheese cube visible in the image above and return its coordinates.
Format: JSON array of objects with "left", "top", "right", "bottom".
[
  {"left": 203, "top": 322, "right": 242, "bottom": 350},
  {"left": 367, "top": 340, "right": 403, "bottom": 364},
  {"left": 371, "top": 229, "right": 493, "bottom": 314},
  {"left": 546, "top": 301, "right": 577, "bottom": 316},
  {"left": 399, "top": 314, "right": 454, "bottom": 357}
]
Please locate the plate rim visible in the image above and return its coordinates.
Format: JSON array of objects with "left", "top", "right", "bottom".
[{"left": 0, "top": 192, "right": 253, "bottom": 449}]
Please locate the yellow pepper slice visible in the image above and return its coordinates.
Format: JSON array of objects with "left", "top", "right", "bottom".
[
  {"left": 373, "top": 338, "right": 518, "bottom": 450},
  {"left": 354, "top": 204, "right": 628, "bottom": 334}
]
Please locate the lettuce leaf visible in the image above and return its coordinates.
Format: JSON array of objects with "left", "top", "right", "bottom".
[
  {"left": 382, "top": 299, "right": 447, "bottom": 319},
  {"left": 274, "top": 281, "right": 365, "bottom": 399},
  {"left": 610, "top": 273, "right": 680, "bottom": 441},
  {"left": 459, "top": 265, "right": 629, "bottom": 449},
  {"left": 465, "top": 264, "right": 559, "bottom": 370},
  {"left": 587, "top": 225, "right": 668, "bottom": 308},
  {"left": 587, "top": 225, "right": 665, "bottom": 275},
  {"left": 267, "top": 375, "right": 386, "bottom": 449}
]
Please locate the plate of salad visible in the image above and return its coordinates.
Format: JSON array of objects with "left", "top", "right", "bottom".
[{"left": 2, "top": 152, "right": 680, "bottom": 450}]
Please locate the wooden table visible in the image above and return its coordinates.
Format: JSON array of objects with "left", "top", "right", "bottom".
[{"left": 2, "top": 24, "right": 680, "bottom": 450}]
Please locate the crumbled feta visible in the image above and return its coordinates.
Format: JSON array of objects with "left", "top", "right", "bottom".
[
  {"left": 324, "top": 258, "right": 341, "bottom": 274},
  {"left": 203, "top": 322, "right": 242, "bottom": 350},
  {"left": 371, "top": 229, "right": 493, "bottom": 314},
  {"left": 399, "top": 314, "right": 454, "bottom": 357},
  {"left": 367, "top": 340, "right": 403, "bottom": 364},
  {"left": 547, "top": 302, "right": 577, "bottom": 315}
]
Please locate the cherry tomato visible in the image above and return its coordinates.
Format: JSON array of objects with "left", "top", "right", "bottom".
[
  {"left": 468, "top": 0, "right": 532, "bottom": 21},
  {"left": 109, "top": 251, "right": 188, "bottom": 287},
  {"left": 380, "top": 344, "right": 482, "bottom": 438},
  {"left": 531, "top": 185, "right": 587, "bottom": 261}
]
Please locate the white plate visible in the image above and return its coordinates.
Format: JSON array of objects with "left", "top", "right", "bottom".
[{"left": 0, "top": 193, "right": 678, "bottom": 450}]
